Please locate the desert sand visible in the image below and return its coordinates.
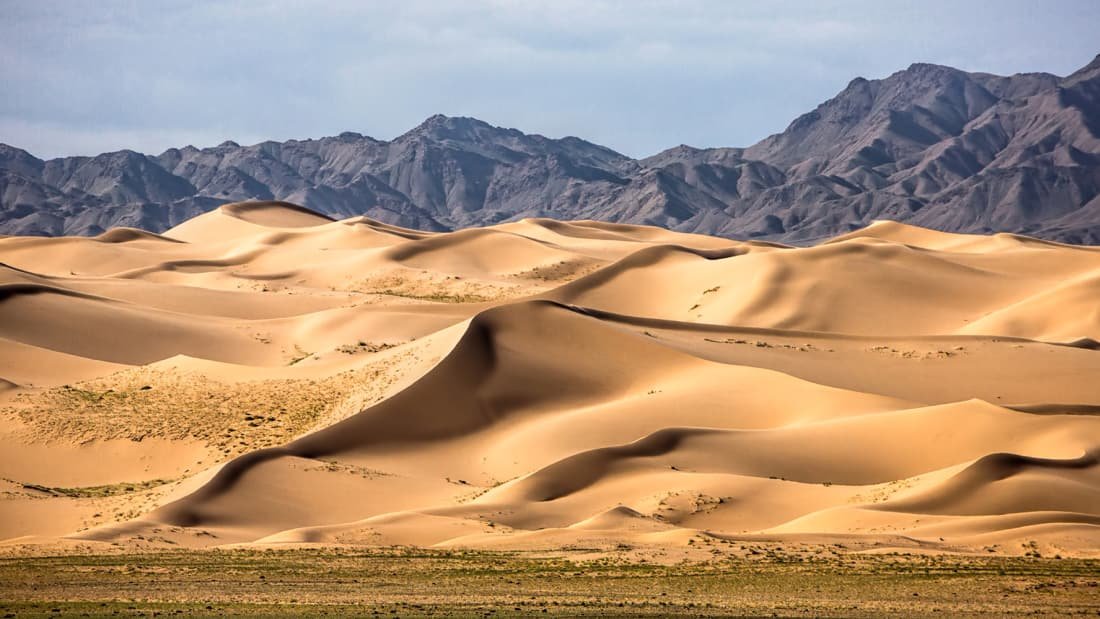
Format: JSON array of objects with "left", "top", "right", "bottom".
[{"left": 1, "top": 200, "right": 1098, "bottom": 558}]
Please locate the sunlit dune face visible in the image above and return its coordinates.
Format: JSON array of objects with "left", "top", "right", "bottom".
[{"left": 1, "top": 202, "right": 1098, "bottom": 559}]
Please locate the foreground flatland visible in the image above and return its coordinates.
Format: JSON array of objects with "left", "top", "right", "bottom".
[{"left": 0, "top": 547, "right": 1098, "bottom": 617}]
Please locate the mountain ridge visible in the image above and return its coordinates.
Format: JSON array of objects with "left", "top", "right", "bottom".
[{"left": 2, "top": 55, "right": 1098, "bottom": 243}]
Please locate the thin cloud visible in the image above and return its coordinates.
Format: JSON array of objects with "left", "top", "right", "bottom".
[{"left": 1, "top": 0, "right": 1096, "bottom": 158}]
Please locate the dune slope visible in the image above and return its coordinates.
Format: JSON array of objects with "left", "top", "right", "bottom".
[{"left": 1, "top": 202, "right": 1097, "bottom": 557}]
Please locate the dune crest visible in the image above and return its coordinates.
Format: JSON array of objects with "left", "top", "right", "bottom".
[{"left": 1, "top": 201, "right": 1097, "bottom": 557}]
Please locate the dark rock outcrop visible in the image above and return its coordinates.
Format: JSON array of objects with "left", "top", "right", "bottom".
[{"left": 3, "top": 55, "right": 1099, "bottom": 243}]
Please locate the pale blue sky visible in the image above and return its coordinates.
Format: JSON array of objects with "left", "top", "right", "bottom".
[{"left": 2, "top": 0, "right": 1097, "bottom": 159}]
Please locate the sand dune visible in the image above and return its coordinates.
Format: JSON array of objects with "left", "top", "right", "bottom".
[{"left": 1, "top": 201, "right": 1097, "bottom": 557}]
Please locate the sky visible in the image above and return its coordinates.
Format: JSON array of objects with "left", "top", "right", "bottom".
[{"left": 2, "top": 1, "right": 1098, "bottom": 160}]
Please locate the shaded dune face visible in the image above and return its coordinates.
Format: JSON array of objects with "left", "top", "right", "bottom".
[{"left": 1, "top": 200, "right": 1099, "bottom": 556}]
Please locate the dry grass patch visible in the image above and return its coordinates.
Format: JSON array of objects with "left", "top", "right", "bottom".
[
  {"left": 0, "top": 547, "right": 1096, "bottom": 617},
  {"left": 508, "top": 259, "right": 603, "bottom": 282},
  {"left": 3, "top": 350, "right": 419, "bottom": 458}
]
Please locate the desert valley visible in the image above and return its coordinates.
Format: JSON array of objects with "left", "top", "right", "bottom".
[
  {"left": 0, "top": 200, "right": 1098, "bottom": 614},
  {"left": 3, "top": 3, "right": 1100, "bottom": 612}
]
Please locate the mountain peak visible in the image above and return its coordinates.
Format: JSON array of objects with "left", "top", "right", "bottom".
[
  {"left": 0, "top": 143, "right": 41, "bottom": 160},
  {"left": 905, "top": 61, "right": 956, "bottom": 74},
  {"left": 94, "top": 148, "right": 148, "bottom": 163},
  {"left": 1064, "top": 53, "right": 1100, "bottom": 84},
  {"left": 0, "top": 143, "right": 45, "bottom": 177},
  {"left": 2, "top": 58, "right": 1097, "bottom": 245},
  {"left": 891, "top": 62, "right": 971, "bottom": 86},
  {"left": 412, "top": 114, "right": 485, "bottom": 131},
  {"left": 396, "top": 114, "right": 512, "bottom": 146}
]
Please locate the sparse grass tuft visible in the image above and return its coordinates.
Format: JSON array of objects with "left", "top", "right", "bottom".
[
  {"left": 373, "top": 289, "right": 493, "bottom": 303},
  {"left": 3, "top": 348, "right": 421, "bottom": 458},
  {"left": 19, "top": 478, "right": 177, "bottom": 498},
  {"left": 0, "top": 548, "right": 1095, "bottom": 617}
]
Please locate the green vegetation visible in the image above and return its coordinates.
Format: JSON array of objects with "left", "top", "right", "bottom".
[
  {"left": 287, "top": 345, "right": 312, "bottom": 365},
  {"left": 58, "top": 386, "right": 131, "bottom": 403},
  {"left": 336, "top": 341, "right": 396, "bottom": 355},
  {"left": 373, "top": 288, "right": 493, "bottom": 303},
  {"left": 0, "top": 547, "right": 1096, "bottom": 617},
  {"left": 20, "top": 478, "right": 176, "bottom": 498},
  {"left": 4, "top": 356, "right": 414, "bottom": 457}
]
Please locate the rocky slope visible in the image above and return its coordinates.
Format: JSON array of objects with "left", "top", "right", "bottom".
[{"left": 2, "top": 55, "right": 1098, "bottom": 242}]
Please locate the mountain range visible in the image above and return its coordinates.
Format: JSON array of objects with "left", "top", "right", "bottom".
[{"left": 2, "top": 54, "right": 1099, "bottom": 243}]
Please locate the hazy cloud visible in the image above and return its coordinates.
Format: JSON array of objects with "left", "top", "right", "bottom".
[{"left": 1, "top": 0, "right": 1097, "bottom": 158}]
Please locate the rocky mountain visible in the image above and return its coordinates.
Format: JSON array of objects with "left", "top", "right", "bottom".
[{"left": 2, "top": 54, "right": 1099, "bottom": 243}]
